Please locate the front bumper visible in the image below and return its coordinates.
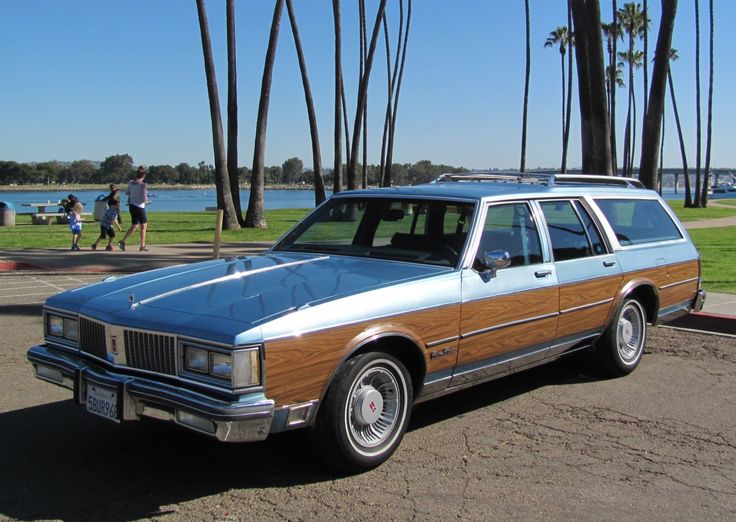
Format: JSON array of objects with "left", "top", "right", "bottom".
[{"left": 27, "top": 344, "right": 274, "bottom": 442}]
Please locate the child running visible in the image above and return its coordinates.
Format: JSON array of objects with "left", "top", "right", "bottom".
[
  {"left": 91, "top": 202, "right": 120, "bottom": 251},
  {"left": 69, "top": 201, "right": 84, "bottom": 251}
]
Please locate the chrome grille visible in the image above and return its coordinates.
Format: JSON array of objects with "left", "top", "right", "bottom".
[
  {"left": 124, "top": 330, "right": 177, "bottom": 375},
  {"left": 79, "top": 317, "right": 107, "bottom": 360}
]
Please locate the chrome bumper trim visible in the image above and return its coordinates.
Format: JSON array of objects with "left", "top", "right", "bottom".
[{"left": 27, "top": 345, "right": 274, "bottom": 442}]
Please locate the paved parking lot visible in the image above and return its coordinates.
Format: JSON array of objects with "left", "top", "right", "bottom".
[{"left": 1, "top": 273, "right": 735, "bottom": 521}]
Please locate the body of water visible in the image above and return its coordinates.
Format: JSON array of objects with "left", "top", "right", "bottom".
[
  {"left": 1, "top": 189, "right": 330, "bottom": 213},
  {"left": 1, "top": 185, "right": 697, "bottom": 214}
]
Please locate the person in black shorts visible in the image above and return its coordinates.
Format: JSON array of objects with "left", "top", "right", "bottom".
[{"left": 117, "top": 167, "right": 150, "bottom": 251}]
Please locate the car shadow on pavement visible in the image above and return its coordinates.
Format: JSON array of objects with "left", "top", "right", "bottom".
[
  {"left": 0, "top": 359, "right": 599, "bottom": 521},
  {"left": 0, "top": 303, "right": 43, "bottom": 317},
  {"left": 409, "top": 357, "right": 599, "bottom": 431}
]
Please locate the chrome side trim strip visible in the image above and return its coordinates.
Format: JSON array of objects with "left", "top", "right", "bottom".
[
  {"left": 132, "top": 256, "right": 330, "bottom": 309},
  {"left": 426, "top": 336, "right": 460, "bottom": 348},
  {"left": 560, "top": 297, "right": 614, "bottom": 315},
  {"left": 461, "top": 312, "right": 558, "bottom": 340},
  {"left": 660, "top": 276, "right": 699, "bottom": 290}
]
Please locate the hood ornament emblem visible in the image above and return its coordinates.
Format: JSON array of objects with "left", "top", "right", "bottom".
[{"left": 129, "top": 292, "right": 135, "bottom": 307}]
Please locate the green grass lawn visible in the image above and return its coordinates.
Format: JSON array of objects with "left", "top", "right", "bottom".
[
  {"left": 666, "top": 199, "right": 736, "bottom": 221},
  {"left": 0, "top": 209, "right": 311, "bottom": 249},
  {"left": 688, "top": 226, "right": 736, "bottom": 294}
]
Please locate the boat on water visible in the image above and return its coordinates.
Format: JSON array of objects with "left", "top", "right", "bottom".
[{"left": 709, "top": 173, "right": 736, "bottom": 199}]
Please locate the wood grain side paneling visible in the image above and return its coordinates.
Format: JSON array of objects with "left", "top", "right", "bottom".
[
  {"left": 264, "top": 304, "right": 460, "bottom": 407},
  {"left": 460, "top": 286, "right": 558, "bottom": 335},
  {"left": 457, "top": 316, "right": 558, "bottom": 366},
  {"left": 457, "top": 286, "right": 558, "bottom": 367},
  {"left": 559, "top": 275, "right": 621, "bottom": 311}
]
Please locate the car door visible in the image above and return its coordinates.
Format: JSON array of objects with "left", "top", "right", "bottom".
[
  {"left": 537, "top": 199, "right": 623, "bottom": 357},
  {"left": 452, "top": 201, "right": 559, "bottom": 386}
]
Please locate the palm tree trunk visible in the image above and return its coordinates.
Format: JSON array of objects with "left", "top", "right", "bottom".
[
  {"left": 246, "top": 0, "right": 285, "bottom": 228},
  {"left": 693, "top": 0, "right": 702, "bottom": 207},
  {"left": 642, "top": 0, "right": 649, "bottom": 118},
  {"left": 285, "top": 0, "right": 326, "bottom": 206},
  {"left": 226, "top": 0, "right": 244, "bottom": 226},
  {"left": 519, "top": 0, "right": 531, "bottom": 173},
  {"left": 359, "top": 0, "right": 368, "bottom": 189},
  {"left": 348, "top": 0, "right": 388, "bottom": 190},
  {"left": 195, "top": 0, "right": 239, "bottom": 230},
  {"left": 702, "top": 0, "right": 714, "bottom": 206},
  {"left": 379, "top": 13, "right": 393, "bottom": 187},
  {"left": 332, "top": 0, "right": 343, "bottom": 194},
  {"left": 562, "top": 0, "right": 574, "bottom": 173},
  {"left": 639, "top": 0, "right": 678, "bottom": 191},
  {"left": 669, "top": 68, "right": 692, "bottom": 207},
  {"left": 610, "top": 0, "right": 618, "bottom": 175},
  {"left": 385, "top": 0, "right": 411, "bottom": 187}
]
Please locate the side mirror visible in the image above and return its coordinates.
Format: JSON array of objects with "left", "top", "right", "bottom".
[{"left": 478, "top": 249, "right": 511, "bottom": 277}]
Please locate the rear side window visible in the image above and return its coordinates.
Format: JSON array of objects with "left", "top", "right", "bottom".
[
  {"left": 594, "top": 199, "right": 682, "bottom": 246},
  {"left": 540, "top": 200, "right": 597, "bottom": 261}
]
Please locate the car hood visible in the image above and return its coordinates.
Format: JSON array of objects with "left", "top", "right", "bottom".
[{"left": 46, "top": 252, "right": 448, "bottom": 343}]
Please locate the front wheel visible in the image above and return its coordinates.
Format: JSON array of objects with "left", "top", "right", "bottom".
[
  {"left": 309, "top": 352, "right": 413, "bottom": 472},
  {"left": 596, "top": 298, "right": 647, "bottom": 376}
]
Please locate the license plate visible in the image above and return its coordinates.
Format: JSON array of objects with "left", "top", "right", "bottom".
[{"left": 86, "top": 383, "right": 119, "bottom": 423}]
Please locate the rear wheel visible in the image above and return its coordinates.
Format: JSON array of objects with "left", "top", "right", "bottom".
[
  {"left": 310, "top": 352, "right": 412, "bottom": 472},
  {"left": 597, "top": 298, "right": 647, "bottom": 376}
]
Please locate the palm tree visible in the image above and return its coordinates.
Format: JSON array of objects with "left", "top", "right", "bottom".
[
  {"left": 571, "top": 0, "right": 612, "bottom": 174},
  {"left": 619, "top": 48, "right": 643, "bottom": 177},
  {"left": 332, "top": 0, "right": 344, "bottom": 194},
  {"left": 246, "top": 0, "right": 285, "bottom": 229},
  {"left": 638, "top": 0, "right": 678, "bottom": 191},
  {"left": 544, "top": 26, "right": 572, "bottom": 171},
  {"left": 384, "top": 0, "right": 412, "bottom": 187},
  {"left": 617, "top": 2, "right": 646, "bottom": 178},
  {"left": 666, "top": 49, "right": 692, "bottom": 207},
  {"left": 347, "top": 0, "right": 388, "bottom": 190},
  {"left": 563, "top": 0, "right": 574, "bottom": 173},
  {"left": 610, "top": 0, "right": 619, "bottom": 174},
  {"left": 642, "top": 0, "right": 649, "bottom": 117},
  {"left": 194, "top": 0, "right": 239, "bottom": 229},
  {"left": 601, "top": 19, "right": 622, "bottom": 174},
  {"left": 693, "top": 0, "right": 703, "bottom": 206},
  {"left": 519, "top": 0, "right": 531, "bottom": 173},
  {"left": 702, "top": 0, "right": 714, "bottom": 206},
  {"left": 285, "top": 0, "right": 327, "bottom": 206},
  {"left": 226, "top": 0, "right": 245, "bottom": 226}
]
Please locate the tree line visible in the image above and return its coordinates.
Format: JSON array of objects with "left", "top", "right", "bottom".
[{"left": 0, "top": 154, "right": 465, "bottom": 188}]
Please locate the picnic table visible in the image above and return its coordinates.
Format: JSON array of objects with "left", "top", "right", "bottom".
[
  {"left": 21, "top": 201, "right": 91, "bottom": 225},
  {"left": 21, "top": 201, "right": 63, "bottom": 213}
]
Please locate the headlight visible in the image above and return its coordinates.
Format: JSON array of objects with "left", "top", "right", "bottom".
[
  {"left": 46, "top": 312, "right": 78, "bottom": 342},
  {"left": 209, "top": 352, "right": 232, "bottom": 379},
  {"left": 185, "top": 346, "right": 208, "bottom": 373},
  {"left": 182, "top": 343, "right": 261, "bottom": 388}
]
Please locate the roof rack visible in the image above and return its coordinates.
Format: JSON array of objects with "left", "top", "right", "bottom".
[{"left": 432, "top": 171, "right": 645, "bottom": 189}]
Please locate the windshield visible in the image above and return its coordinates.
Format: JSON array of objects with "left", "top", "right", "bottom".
[{"left": 273, "top": 197, "right": 476, "bottom": 268}]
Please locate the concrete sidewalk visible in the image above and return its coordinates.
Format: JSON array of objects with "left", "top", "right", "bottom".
[
  {"left": 1, "top": 241, "right": 734, "bottom": 334},
  {"left": 0, "top": 242, "right": 273, "bottom": 273}
]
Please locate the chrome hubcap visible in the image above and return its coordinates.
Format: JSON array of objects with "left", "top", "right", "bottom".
[
  {"left": 617, "top": 303, "right": 643, "bottom": 363},
  {"left": 354, "top": 387, "right": 384, "bottom": 425},
  {"left": 347, "top": 365, "right": 401, "bottom": 450}
]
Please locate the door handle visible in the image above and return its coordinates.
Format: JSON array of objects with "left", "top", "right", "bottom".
[
  {"left": 535, "top": 269, "right": 552, "bottom": 278},
  {"left": 603, "top": 260, "right": 616, "bottom": 267}
]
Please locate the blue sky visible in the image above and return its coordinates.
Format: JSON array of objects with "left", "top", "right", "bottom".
[{"left": 0, "top": 0, "right": 733, "bottom": 171}]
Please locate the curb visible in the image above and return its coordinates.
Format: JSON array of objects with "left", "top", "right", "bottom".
[{"left": 665, "top": 311, "right": 736, "bottom": 336}]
